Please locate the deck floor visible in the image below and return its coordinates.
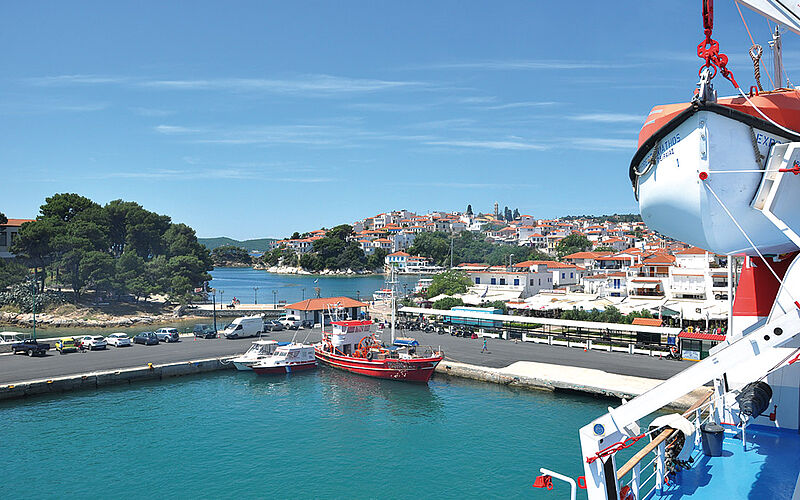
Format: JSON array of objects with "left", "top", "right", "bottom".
[{"left": 652, "top": 425, "right": 800, "bottom": 500}]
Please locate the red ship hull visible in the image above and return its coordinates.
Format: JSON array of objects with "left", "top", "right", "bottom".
[
  {"left": 314, "top": 347, "right": 442, "bottom": 383},
  {"left": 252, "top": 360, "right": 317, "bottom": 375}
]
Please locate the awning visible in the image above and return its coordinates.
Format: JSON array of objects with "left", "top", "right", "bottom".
[
  {"left": 679, "top": 331, "right": 726, "bottom": 342},
  {"left": 634, "top": 282, "right": 660, "bottom": 289}
]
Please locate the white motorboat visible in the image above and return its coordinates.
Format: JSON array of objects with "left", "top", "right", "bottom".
[
  {"left": 251, "top": 343, "right": 317, "bottom": 375},
  {"left": 230, "top": 340, "right": 281, "bottom": 371}
]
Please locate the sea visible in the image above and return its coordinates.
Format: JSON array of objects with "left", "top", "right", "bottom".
[
  {"left": 0, "top": 368, "right": 639, "bottom": 499},
  {"left": 208, "top": 267, "right": 421, "bottom": 305}
]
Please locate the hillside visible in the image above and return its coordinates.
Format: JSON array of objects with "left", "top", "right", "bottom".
[{"left": 198, "top": 237, "right": 277, "bottom": 252}]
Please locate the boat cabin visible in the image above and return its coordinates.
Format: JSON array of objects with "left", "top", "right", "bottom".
[
  {"left": 244, "top": 340, "right": 283, "bottom": 357},
  {"left": 273, "top": 344, "right": 315, "bottom": 362},
  {"left": 328, "top": 320, "right": 373, "bottom": 355}
]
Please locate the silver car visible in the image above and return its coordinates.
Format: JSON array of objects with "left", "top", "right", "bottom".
[{"left": 154, "top": 328, "right": 180, "bottom": 343}]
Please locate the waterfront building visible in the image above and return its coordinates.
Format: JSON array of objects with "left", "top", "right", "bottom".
[
  {"left": 0, "top": 219, "right": 33, "bottom": 259},
  {"left": 284, "top": 296, "right": 368, "bottom": 325}
]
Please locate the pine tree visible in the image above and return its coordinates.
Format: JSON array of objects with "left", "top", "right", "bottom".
[
  {"left": 513, "top": 208, "right": 520, "bottom": 220},
  {"left": 466, "top": 204, "right": 473, "bottom": 216}
]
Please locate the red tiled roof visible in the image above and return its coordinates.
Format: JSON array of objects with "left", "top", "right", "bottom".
[
  {"left": 1, "top": 219, "right": 34, "bottom": 227},
  {"left": 285, "top": 296, "right": 367, "bottom": 311},
  {"left": 632, "top": 317, "right": 663, "bottom": 327},
  {"left": 387, "top": 251, "right": 409, "bottom": 257},
  {"left": 678, "top": 331, "right": 726, "bottom": 342},
  {"left": 677, "top": 247, "right": 708, "bottom": 255}
]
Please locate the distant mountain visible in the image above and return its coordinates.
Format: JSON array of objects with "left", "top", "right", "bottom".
[{"left": 198, "top": 237, "right": 277, "bottom": 252}]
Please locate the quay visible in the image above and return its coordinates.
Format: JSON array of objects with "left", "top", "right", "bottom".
[{"left": 0, "top": 325, "right": 695, "bottom": 403}]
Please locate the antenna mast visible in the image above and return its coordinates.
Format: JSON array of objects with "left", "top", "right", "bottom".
[
  {"left": 770, "top": 26, "right": 785, "bottom": 89},
  {"left": 390, "top": 265, "right": 397, "bottom": 345}
]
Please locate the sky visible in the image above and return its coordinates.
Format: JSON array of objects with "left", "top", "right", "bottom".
[{"left": 3, "top": 1, "right": 799, "bottom": 239}]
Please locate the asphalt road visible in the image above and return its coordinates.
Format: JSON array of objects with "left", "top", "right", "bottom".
[{"left": 0, "top": 326, "right": 691, "bottom": 385}]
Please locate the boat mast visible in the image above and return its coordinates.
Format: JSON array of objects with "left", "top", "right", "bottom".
[
  {"left": 390, "top": 265, "right": 396, "bottom": 345},
  {"left": 770, "top": 26, "right": 785, "bottom": 88}
]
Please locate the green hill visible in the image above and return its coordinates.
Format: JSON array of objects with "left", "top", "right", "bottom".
[{"left": 198, "top": 237, "right": 277, "bottom": 252}]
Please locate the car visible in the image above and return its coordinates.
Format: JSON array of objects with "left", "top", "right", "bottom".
[
  {"left": 54, "top": 337, "right": 78, "bottom": 354},
  {"left": 279, "top": 315, "right": 302, "bottom": 330},
  {"left": 300, "top": 320, "right": 314, "bottom": 329},
  {"left": 154, "top": 328, "right": 180, "bottom": 343},
  {"left": 264, "top": 320, "right": 284, "bottom": 332},
  {"left": 133, "top": 332, "right": 159, "bottom": 345},
  {"left": 11, "top": 339, "right": 50, "bottom": 357},
  {"left": 193, "top": 324, "right": 217, "bottom": 339},
  {"left": 77, "top": 335, "right": 107, "bottom": 350},
  {"left": 107, "top": 333, "right": 132, "bottom": 347}
]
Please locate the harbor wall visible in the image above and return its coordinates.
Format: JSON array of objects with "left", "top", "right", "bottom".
[
  {"left": 0, "top": 357, "right": 235, "bottom": 401},
  {"left": 435, "top": 360, "right": 709, "bottom": 411}
]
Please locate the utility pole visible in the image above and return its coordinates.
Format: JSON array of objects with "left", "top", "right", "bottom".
[
  {"left": 450, "top": 233, "right": 454, "bottom": 269},
  {"left": 302, "top": 288, "right": 306, "bottom": 301},
  {"left": 211, "top": 288, "right": 217, "bottom": 334},
  {"left": 31, "top": 270, "right": 37, "bottom": 340},
  {"left": 253, "top": 286, "right": 259, "bottom": 304},
  {"left": 273, "top": 290, "right": 277, "bottom": 307}
]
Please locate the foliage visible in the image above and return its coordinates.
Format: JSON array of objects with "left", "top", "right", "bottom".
[
  {"left": 211, "top": 245, "right": 252, "bottom": 265},
  {"left": 466, "top": 204, "right": 473, "bottom": 216},
  {"left": 0, "top": 282, "right": 67, "bottom": 313},
  {"left": 482, "top": 300, "right": 508, "bottom": 313},
  {"left": 10, "top": 193, "right": 212, "bottom": 303},
  {"left": 409, "top": 231, "right": 547, "bottom": 267},
  {"left": 560, "top": 213, "right": 642, "bottom": 223},
  {"left": 426, "top": 270, "right": 471, "bottom": 298},
  {"left": 513, "top": 208, "right": 520, "bottom": 220},
  {"left": 198, "top": 237, "right": 276, "bottom": 252},
  {"left": 556, "top": 234, "right": 592, "bottom": 259},
  {"left": 433, "top": 296, "right": 464, "bottom": 310},
  {"left": 0, "top": 212, "right": 6, "bottom": 225},
  {"left": 559, "top": 306, "right": 654, "bottom": 324},
  {"left": 0, "top": 259, "right": 28, "bottom": 290},
  {"left": 366, "top": 248, "right": 388, "bottom": 270},
  {"left": 593, "top": 246, "right": 615, "bottom": 252}
]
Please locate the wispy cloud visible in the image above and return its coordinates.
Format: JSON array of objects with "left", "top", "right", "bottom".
[
  {"left": 0, "top": 98, "right": 109, "bottom": 114},
  {"left": 140, "top": 75, "right": 424, "bottom": 94},
  {"left": 94, "top": 167, "right": 333, "bottom": 183},
  {"left": 419, "top": 59, "right": 638, "bottom": 71},
  {"left": 130, "top": 106, "right": 174, "bottom": 117},
  {"left": 154, "top": 125, "right": 201, "bottom": 135},
  {"left": 570, "top": 113, "right": 644, "bottom": 124},
  {"left": 483, "top": 101, "right": 559, "bottom": 110},
  {"left": 28, "top": 74, "right": 129, "bottom": 86},
  {"left": 394, "top": 181, "right": 537, "bottom": 189},
  {"left": 424, "top": 139, "right": 548, "bottom": 151},
  {"left": 572, "top": 138, "right": 637, "bottom": 151}
]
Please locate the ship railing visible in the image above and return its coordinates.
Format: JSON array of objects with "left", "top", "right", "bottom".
[{"left": 615, "top": 392, "right": 713, "bottom": 498}]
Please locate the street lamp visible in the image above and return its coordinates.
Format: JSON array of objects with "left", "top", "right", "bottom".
[
  {"left": 273, "top": 290, "right": 277, "bottom": 307},
  {"left": 302, "top": 288, "right": 306, "bottom": 301},
  {"left": 356, "top": 290, "right": 360, "bottom": 302},
  {"left": 509, "top": 253, "right": 514, "bottom": 268},
  {"left": 253, "top": 286, "right": 259, "bottom": 305}
]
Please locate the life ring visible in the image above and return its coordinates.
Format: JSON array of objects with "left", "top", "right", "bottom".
[
  {"left": 670, "top": 345, "right": 679, "bottom": 356},
  {"left": 620, "top": 485, "right": 636, "bottom": 500}
]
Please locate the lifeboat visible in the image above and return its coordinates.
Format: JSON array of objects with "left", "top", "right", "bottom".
[{"left": 630, "top": 88, "right": 800, "bottom": 256}]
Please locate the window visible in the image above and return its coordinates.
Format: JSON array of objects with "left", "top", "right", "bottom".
[
  {"left": 561, "top": 272, "right": 565, "bottom": 279},
  {"left": 538, "top": 279, "right": 541, "bottom": 285},
  {"left": 499, "top": 278, "right": 506, "bottom": 285},
  {"left": 613, "top": 279, "right": 620, "bottom": 289},
  {"left": 491, "top": 278, "right": 497, "bottom": 285},
  {"left": 475, "top": 277, "right": 480, "bottom": 284},
  {"left": 0, "top": 231, "right": 6, "bottom": 247},
  {"left": 530, "top": 279, "right": 534, "bottom": 285},
  {"left": 513, "top": 278, "right": 520, "bottom": 286},
  {"left": 570, "top": 273, "right": 574, "bottom": 279}
]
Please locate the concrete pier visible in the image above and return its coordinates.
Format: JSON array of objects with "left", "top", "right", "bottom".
[
  {"left": 0, "top": 356, "right": 234, "bottom": 401},
  {"left": 435, "top": 360, "right": 710, "bottom": 410}
]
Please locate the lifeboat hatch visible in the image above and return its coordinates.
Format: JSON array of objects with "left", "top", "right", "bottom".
[{"left": 752, "top": 142, "right": 800, "bottom": 249}]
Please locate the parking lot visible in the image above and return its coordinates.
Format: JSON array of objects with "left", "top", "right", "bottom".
[{"left": 0, "top": 324, "right": 692, "bottom": 386}]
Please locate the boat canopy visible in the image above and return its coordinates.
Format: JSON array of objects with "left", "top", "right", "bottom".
[
  {"left": 737, "top": 0, "right": 800, "bottom": 35},
  {"left": 393, "top": 338, "right": 419, "bottom": 347}
]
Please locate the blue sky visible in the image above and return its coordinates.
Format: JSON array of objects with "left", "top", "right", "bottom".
[{"left": 2, "top": 1, "right": 798, "bottom": 239}]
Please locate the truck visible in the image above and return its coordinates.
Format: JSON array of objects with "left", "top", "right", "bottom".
[{"left": 11, "top": 339, "right": 51, "bottom": 357}]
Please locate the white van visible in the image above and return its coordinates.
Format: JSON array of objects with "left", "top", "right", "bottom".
[{"left": 222, "top": 315, "right": 265, "bottom": 339}]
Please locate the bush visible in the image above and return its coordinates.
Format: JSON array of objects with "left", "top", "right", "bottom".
[
  {"left": 433, "top": 297, "right": 464, "bottom": 310},
  {"left": 0, "top": 282, "right": 67, "bottom": 313}
]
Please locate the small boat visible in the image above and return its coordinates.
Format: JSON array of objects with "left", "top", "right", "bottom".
[
  {"left": 251, "top": 343, "right": 317, "bottom": 375},
  {"left": 314, "top": 319, "right": 443, "bottom": 383},
  {"left": 230, "top": 340, "right": 285, "bottom": 371},
  {"left": 372, "top": 288, "right": 393, "bottom": 302}
]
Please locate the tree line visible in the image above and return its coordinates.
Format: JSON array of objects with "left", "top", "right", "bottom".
[
  {"left": 6, "top": 193, "right": 212, "bottom": 303},
  {"left": 408, "top": 231, "right": 551, "bottom": 267}
]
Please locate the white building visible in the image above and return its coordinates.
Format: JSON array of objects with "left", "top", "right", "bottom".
[{"left": 0, "top": 219, "right": 33, "bottom": 259}]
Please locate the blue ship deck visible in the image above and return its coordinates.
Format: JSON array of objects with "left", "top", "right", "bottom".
[{"left": 651, "top": 425, "right": 800, "bottom": 500}]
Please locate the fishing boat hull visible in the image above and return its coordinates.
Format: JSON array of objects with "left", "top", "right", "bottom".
[
  {"left": 631, "top": 92, "right": 800, "bottom": 256},
  {"left": 314, "top": 347, "right": 442, "bottom": 383},
  {"left": 233, "top": 361, "right": 255, "bottom": 371},
  {"left": 252, "top": 360, "right": 317, "bottom": 375}
]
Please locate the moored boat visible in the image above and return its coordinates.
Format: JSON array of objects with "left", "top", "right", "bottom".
[
  {"left": 251, "top": 343, "right": 317, "bottom": 375},
  {"left": 230, "top": 340, "right": 284, "bottom": 371},
  {"left": 314, "top": 319, "right": 443, "bottom": 383}
]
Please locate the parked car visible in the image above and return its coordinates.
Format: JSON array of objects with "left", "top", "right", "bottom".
[
  {"left": 77, "top": 335, "right": 107, "bottom": 350},
  {"left": 279, "top": 315, "right": 302, "bottom": 330},
  {"left": 107, "top": 333, "right": 132, "bottom": 347},
  {"left": 133, "top": 332, "right": 159, "bottom": 345},
  {"left": 221, "top": 315, "right": 264, "bottom": 339},
  {"left": 54, "top": 337, "right": 78, "bottom": 354},
  {"left": 193, "top": 324, "right": 217, "bottom": 339},
  {"left": 11, "top": 339, "right": 50, "bottom": 357},
  {"left": 264, "top": 320, "right": 284, "bottom": 332},
  {"left": 301, "top": 320, "right": 314, "bottom": 329},
  {"left": 154, "top": 328, "right": 180, "bottom": 343}
]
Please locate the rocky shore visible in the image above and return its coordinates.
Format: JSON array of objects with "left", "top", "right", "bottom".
[{"left": 0, "top": 308, "right": 203, "bottom": 329}]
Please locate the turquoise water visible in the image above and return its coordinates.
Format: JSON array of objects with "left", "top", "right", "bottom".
[
  {"left": 0, "top": 369, "right": 622, "bottom": 499},
  {"left": 209, "top": 267, "right": 420, "bottom": 305}
]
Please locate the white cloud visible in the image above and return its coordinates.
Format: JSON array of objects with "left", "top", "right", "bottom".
[
  {"left": 154, "top": 125, "right": 201, "bottom": 134},
  {"left": 572, "top": 138, "right": 637, "bottom": 151},
  {"left": 139, "top": 75, "right": 424, "bottom": 95},
  {"left": 27, "top": 74, "right": 129, "bottom": 86},
  {"left": 484, "top": 101, "right": 559, "bottom": 110},
  {"left": 420, "top": 60, "right": 638, "bottom": 71},
  {"left": 424, "top": 139, "right": 548, "bottom": 151},
  {"left": 570, "top": 113, "right": 644, "bottom": 123}
]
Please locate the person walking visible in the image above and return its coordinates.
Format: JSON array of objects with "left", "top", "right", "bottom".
[{"left": 481, "top": 337, "right": 488, "bottom": 354}]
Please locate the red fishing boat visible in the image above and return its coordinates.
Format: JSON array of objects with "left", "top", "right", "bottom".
[{"left": 314, "top": 319, "right": 443, "bottom": 383}]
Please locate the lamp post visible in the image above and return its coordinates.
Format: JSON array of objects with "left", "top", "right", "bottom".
[
  {"left": 509, "top": 253, "right": 514, "bottom": 269},
  {"left": 253, "top": 286, "right": 259, "bottom": 305},
  {"left": 273, "top": 290, "right": 277, "bottom": 307},
  {"left": 356, "top": 290, "right": 360, "bottom": 302},
  {"left": 302, "top": 288, "right": 306, "bottom": 301},
  {"left": 211, "top": 287, "right": 217, "bottom": 333},
  {"left": 31, "top": 270, "right": 37, "bottom": 340}
]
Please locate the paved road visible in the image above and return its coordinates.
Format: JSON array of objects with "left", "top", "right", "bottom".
[{"left": 0, "top": 326, "right": 691, "bottom": 385}]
